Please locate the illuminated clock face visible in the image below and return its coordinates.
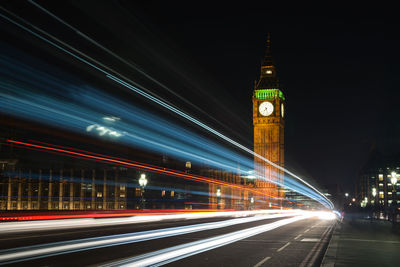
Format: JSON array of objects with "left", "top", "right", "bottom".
[
  {"left": 281, "top": 103, "right": 284, "bottom": 118},
  {"left": 259, "top": 101, "right": 274, "bottom": 116}
]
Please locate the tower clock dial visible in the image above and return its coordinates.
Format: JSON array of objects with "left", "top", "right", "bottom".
[{"left": 259, "top": 101, "right": 274, "bottom": 116}]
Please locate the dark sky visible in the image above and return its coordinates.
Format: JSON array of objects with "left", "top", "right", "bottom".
[{"left": 2, "top": 1, "right": 398, "bottom": 196}]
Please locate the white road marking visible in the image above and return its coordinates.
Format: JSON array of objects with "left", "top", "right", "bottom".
[
  {"left": 253, "top": 256, "right": 271, "bottom": 267},
  {"left": 277, "top": 242, "right": 291, "bottom": 252},
  {"left": 303, "top": 228, "right": 310, "bottom": 233},
  {"left": 0, "top": 214, "right": 303, "bottom": 264},
  {"left": 294, "top": 234, "right": 302, "bottom": 240},
  {"left": 100, "top": 216, "right": 314, "bottom": 267}
]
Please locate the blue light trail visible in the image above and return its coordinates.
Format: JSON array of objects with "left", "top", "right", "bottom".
[{"left": 0, "top": 8, "right": 333, "bottom": 209}]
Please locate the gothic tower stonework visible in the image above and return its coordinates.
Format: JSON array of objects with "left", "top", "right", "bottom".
[{"left": 253, "top": 36, "right": 285, "bottom": 208}]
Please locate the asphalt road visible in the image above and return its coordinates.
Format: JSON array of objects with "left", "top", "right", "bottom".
[{"left": 0, "top": 214, "right": 335, "bottom": 266}]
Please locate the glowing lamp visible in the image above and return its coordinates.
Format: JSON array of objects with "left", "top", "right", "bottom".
[
  {"left": 391, "top": 172, "right": 398, "bottom": 185},
  {"left": 216, "top": 188, "right": 221, "bottom": 197},
  {"left": 139, "top": 174, "right": 148, "bottom": 187}
]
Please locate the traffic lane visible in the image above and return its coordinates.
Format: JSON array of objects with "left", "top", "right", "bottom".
[
  {"left": 0, "top": 216, "right": 245, "bottom": 250},
  {"left": 167, "top": 218, "right": 335, "bottom": 267},
  {"left": 2, "top": 215, "right": 294, "bottom": 266}
]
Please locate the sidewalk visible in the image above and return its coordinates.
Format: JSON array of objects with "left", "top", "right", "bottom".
[{"left": 322, "top": 217, "right": 400, "bottom": 267}]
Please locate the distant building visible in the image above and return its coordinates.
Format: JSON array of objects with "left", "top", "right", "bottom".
[{"left": 358, "top": 150, "right": 400, "bottom": 208}]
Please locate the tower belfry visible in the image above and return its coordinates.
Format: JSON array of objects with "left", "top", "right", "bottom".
[{"left": 252, "top": 35, "right": 285, "bottom": 208}]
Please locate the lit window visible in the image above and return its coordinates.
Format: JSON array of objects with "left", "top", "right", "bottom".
[
  {"left": 379, "top": 183, "right": 383, "bottom": 187},
  {"left": 171, "top": 191, "right": 175, "bottom": 197},
  {"left": 97, "top": 192, "right": 103, "bottom": 198},
  {"left": 161, "top": 190, "right": 165, "bottom": 197},
  {"left": 379, "top": 192, "right": 384, "bottom": 198},
  {"left": 378, "top": 174, "right": 383, "bottom": 181},
  {"left": 120, "top": 185, "right": 126, "bottom": 191},
  {"left": 185, "top": 161, "right": 191, "bottom": 169},
  {"left": 135, "top": 188, "right": 141, "bottom": 196},
  {"left": 388, "top": 192, "right": 392, "bottom": 195}
]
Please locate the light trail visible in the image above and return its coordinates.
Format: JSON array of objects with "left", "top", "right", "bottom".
[
  {"left": 99, "top": 212, "right": 321, "bottom": 267},
  {"left": 0, "top": 8, "right": 333, "bottom": 209},
  {"left": 27, "top": 0, "right": 227, "bottom": 136},
  {"left": 0, "top": 59, "right": 329, "bottom": 207},
  {"left": 0, "top": 211, "right": 298, "bottom": 264},
  {"left": 3, "top": 139, "right": 275, "bottom": 200},
  {"left": 0, "top": 210, "right": 299, "bottom": 233}
]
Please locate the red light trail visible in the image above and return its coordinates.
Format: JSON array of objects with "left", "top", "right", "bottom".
[{"left": 4, "top": 139, "right": 278, "bottom": 200}]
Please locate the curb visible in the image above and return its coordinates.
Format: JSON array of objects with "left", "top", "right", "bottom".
[{"left": 320, "top": 220, "right": 341, "bottom": 267}]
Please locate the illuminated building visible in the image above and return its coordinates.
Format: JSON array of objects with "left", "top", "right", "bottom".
[
  {"left": 252, "top": 35, "right": 285, "bottom": 208},
  {"left": 204, "top": 168, "right": 246, "bottom": 210},
  {"left": 358, "top": 150, "right": 400, "bottom": 208}
]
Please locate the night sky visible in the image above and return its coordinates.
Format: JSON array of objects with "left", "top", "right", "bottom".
[{"left": 2, "top": 1, "right": 398, "bottom": 197}]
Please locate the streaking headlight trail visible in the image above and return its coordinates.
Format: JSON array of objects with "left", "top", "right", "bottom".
[
  {"left": 0, "top": 211, "right": 300, "bottom": 264},
  {"left": 100, "top": 213, "right": 316, "bottom": 267},
  {"left": 0, "top": 8, "right": 333, "bottom": 209}
]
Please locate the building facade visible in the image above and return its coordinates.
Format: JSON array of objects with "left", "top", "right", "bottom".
[
  {"left": 252, "top": 36, "right": 285, "bottom": 208},
  {"left": 358, "top": 150, "right": 400, "bottom": 208}
]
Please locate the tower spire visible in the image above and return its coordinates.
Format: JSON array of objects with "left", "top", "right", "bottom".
[{"left": 263, "top": 33, "right": 273, "bottom": 66}]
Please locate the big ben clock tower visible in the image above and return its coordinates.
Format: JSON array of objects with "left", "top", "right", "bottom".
[{"left": 253, "top": 36, "right": 285, "bottom": 208}]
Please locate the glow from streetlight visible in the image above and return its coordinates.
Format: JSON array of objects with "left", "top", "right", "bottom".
[
  {"left": 139, "top": 174, "right": 148, "bottom": 187},
  {"left": 391, "top": 172, "right": 398, "bottom": 185},
  {"left": 216, "top": 189, "right": 221, "bottom": 197}
]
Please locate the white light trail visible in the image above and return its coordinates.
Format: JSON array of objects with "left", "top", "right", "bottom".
[
  {"left": 100, "top": 213, "right": 316, "bottom": 267},
  {"left": 0, "top": 8, "right": 333, "bottom": 209},
  {"left": 0, "top": 211, "right": 300, "bottom": 264},
  {"left": 0, "top": 210, "right": 294, "bottom": 233}
]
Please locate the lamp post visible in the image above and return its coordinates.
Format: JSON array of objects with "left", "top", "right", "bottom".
[
  {"left": 372, "top": 188, "right": 377, "bottom": 220},
  {"left": 391, "top": 172, "right": 398, "bottom": 205},
  {"left": 390, "top": 172, "right": 398, "bottom": 226},
  {"left": 138, "top": 174, "right": 147, "bottom": 209},
  {"left": 216, "top": 188, "right": 221, "bottom": 209},
  {"left": 250, "top": 196, "right": 254, "bottom": 210}
]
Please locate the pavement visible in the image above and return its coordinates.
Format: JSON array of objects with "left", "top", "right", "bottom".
[{"left": 322, "top": 216, "right": 400, "bottom": 267}]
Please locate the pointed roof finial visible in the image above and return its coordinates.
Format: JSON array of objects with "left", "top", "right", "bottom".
[{"left": 263, "top": 33, "right": 273, "bottom": 66}]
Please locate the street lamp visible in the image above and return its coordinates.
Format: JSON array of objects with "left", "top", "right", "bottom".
[
  {"left": 345, "top": 193, "right": 349, "bottom": 197},
  {"left": 216, "top": 188, "right": 221, "bottom": 197},
  {"left": 372, "top": 188, "right": 377, "bottom": 219},
  {"left": 138, "top": 174, "right": 147, "bottom": 209},
  {"left": 390, "top": 172, "right": 398, "bottom": 226},
  {"left": 372, "top": 188, "right": 377, "bottom": 197},
  {"left": 391, "top": 172, "right": 397, "bottom": 205},
  {"left": 391, "top": 172, "right": 398, "bottom": 186}
]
